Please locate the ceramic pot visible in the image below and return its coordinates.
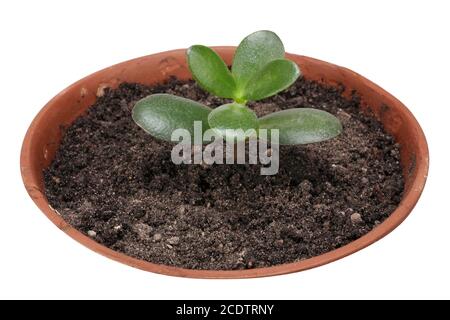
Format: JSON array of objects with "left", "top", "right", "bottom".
[{"left": 20, "top": 47, "right": 429, "bottom": 278}]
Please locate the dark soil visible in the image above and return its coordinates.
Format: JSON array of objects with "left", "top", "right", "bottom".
[{"left": 44, "top": 77, "right": 404, "bottom": 270}]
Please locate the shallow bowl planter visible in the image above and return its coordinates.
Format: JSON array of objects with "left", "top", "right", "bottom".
[{"left": 21, "top": 47, "right": 429, "bottom": 278}]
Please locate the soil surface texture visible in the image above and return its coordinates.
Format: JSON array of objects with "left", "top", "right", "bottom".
[{"left": 44, "top": 77, "right": 404, "bottom": 270}]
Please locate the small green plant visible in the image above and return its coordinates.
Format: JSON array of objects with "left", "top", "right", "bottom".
[{"left": 132, "top": 30, "right": 342, "bottom": 144}]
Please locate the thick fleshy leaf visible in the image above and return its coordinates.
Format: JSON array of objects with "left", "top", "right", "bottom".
[
  {"left": 187, "top": 45, "right": 236, "bottom": 99},
  {"left": 232, "top": 30, "right": 285, "bottom": 93},
  {"left": 258, "top": 108, "right": 343, "bottom": 145},
  {"left": 132, "top": 94, "right": 211, "bottom": 142},
  {"left": 208, "top": 103, "right": 258, "bottom": 141},
  {"left": 243, "top": 59, "right": 300, "bottom": 101}
]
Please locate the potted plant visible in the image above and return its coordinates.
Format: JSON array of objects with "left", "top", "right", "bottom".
[{"left": 21, "top": 31, "right": 428, "bottom": 278}]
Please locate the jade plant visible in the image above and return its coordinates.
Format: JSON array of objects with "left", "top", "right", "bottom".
[{"left": 132, "top": 30, "right": 342, "bottom": 145}]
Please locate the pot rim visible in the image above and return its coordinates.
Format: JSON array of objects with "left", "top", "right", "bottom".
[{"left": 20, "top": 47, "right": 429, "bottom": 278}]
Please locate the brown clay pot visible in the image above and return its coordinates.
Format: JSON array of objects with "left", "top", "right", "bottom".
[{"left": 21, "top": 47, "right": 429, "bottom": 278}]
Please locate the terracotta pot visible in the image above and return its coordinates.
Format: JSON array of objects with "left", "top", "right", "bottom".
[{"left": 20, "top": 47, "right": 429, "bottom": 278}]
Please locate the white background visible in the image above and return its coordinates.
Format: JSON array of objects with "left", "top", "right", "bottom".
[{"left": 1, "top": 0, "right": 449, "bottom": 299}]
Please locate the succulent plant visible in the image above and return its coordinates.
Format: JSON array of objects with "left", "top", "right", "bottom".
[{"left": 133, "top": 30, "right": 342, "bottom": 144}]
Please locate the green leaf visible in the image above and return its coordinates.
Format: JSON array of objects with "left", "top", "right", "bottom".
[
  {"left": 187, "top": 45, "right": 236, "bottom": 99},
  {"left": 132, "top": 94, "right": 211, "bottom": 142},
  {"left": 232, "top": 30, "right": 285, "bottom": 93},
  {"left": 243, "top": 59, "right": 300, "bottom": 101},
  {"left": 208, "top": 103, "right": 258, "bottom": 141},
  {"left": 258, "top": 108, "right": 343, "bottom": 145}
]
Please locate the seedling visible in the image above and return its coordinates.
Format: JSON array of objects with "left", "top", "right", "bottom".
[{"left": 132, "top": 30, "right": 342, "bottom": 145}]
